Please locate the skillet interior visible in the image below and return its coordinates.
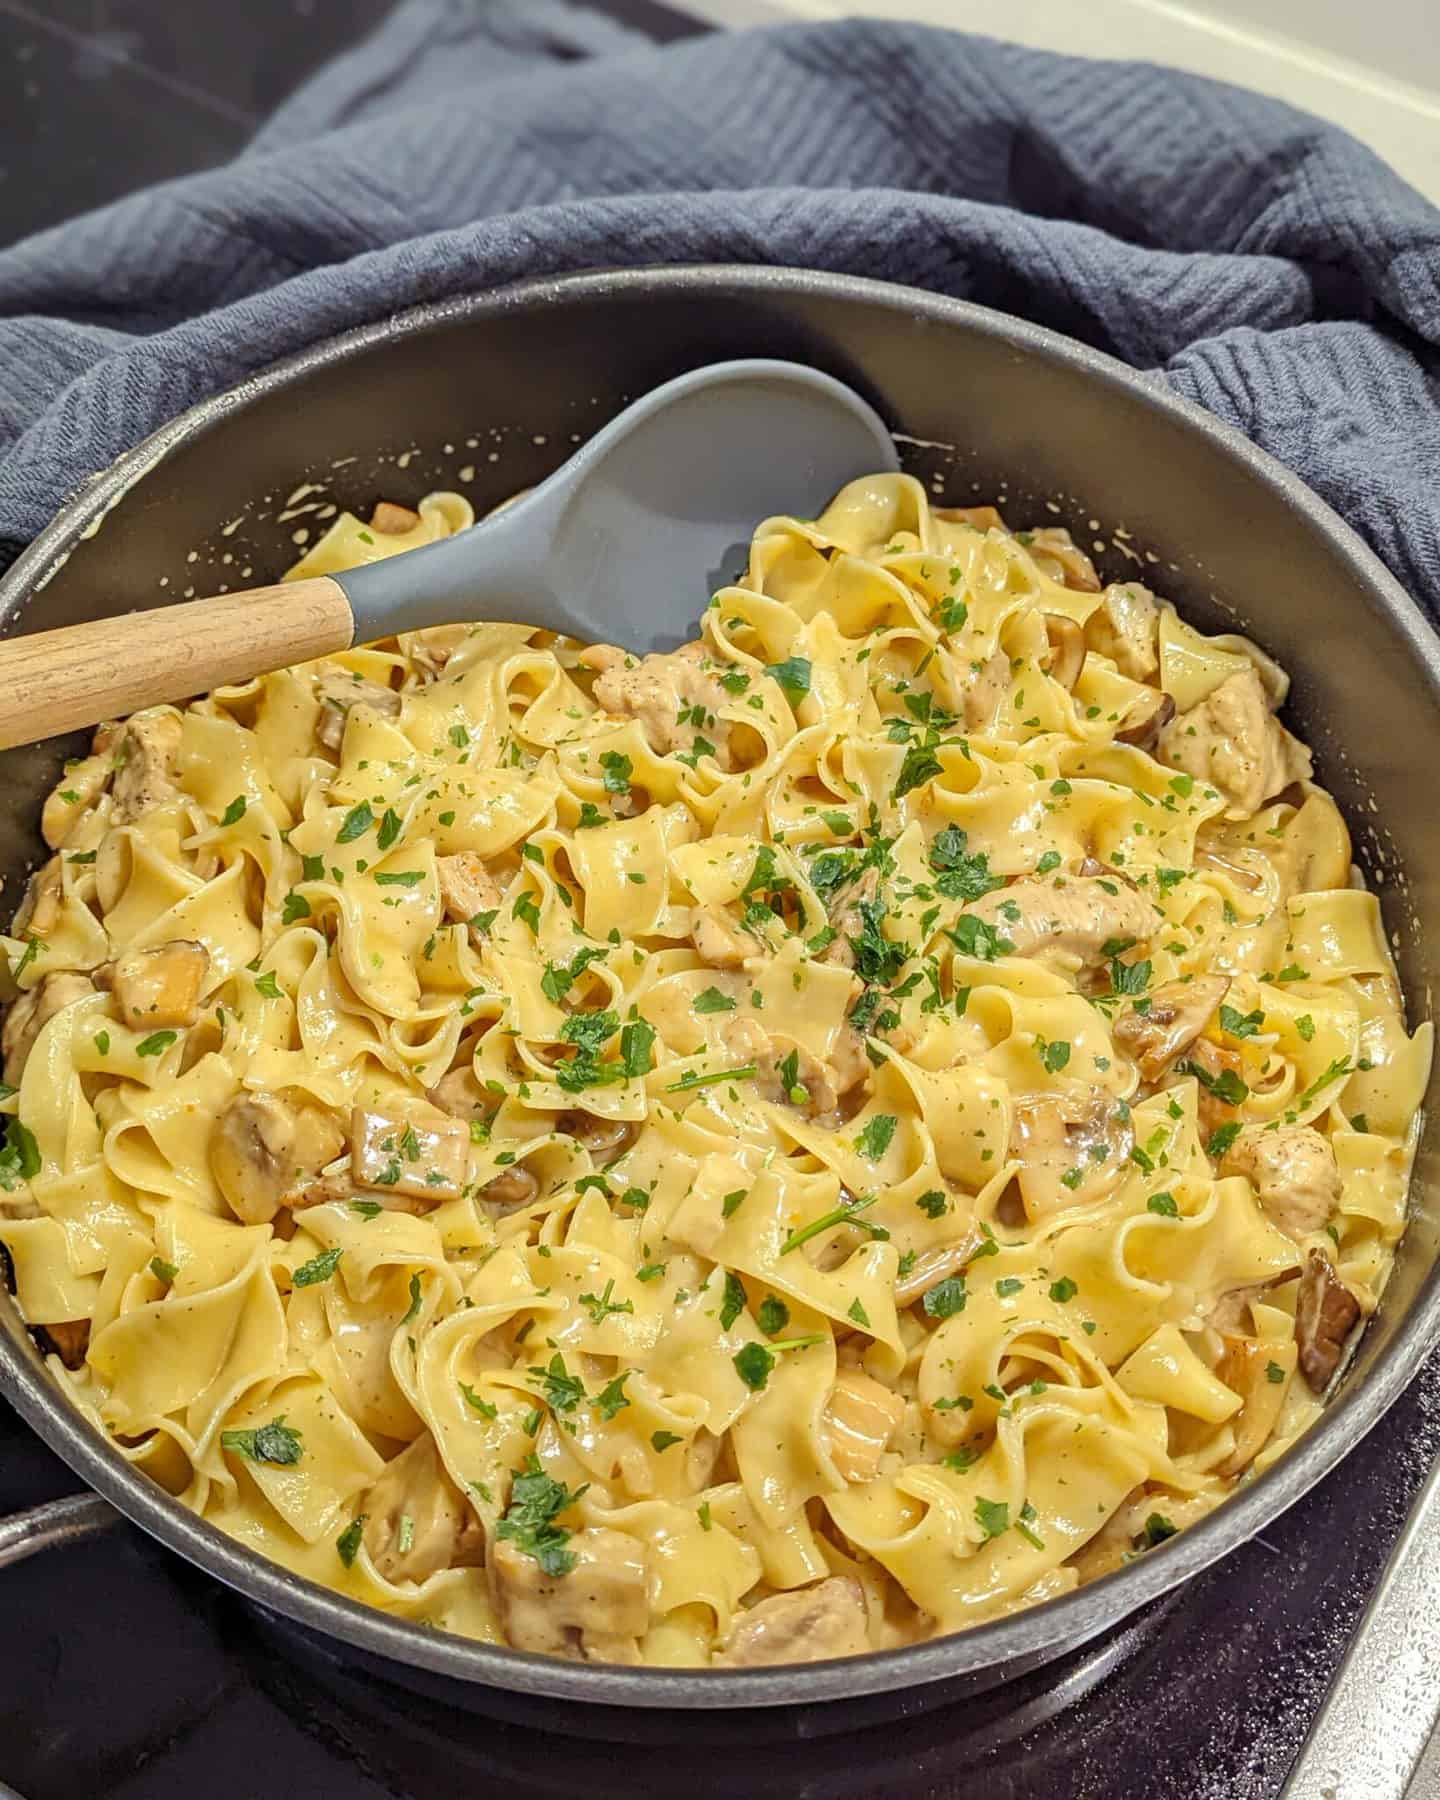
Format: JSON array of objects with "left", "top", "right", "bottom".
[{"left": 1, "top": 266, "right": 1437, "bottom": 1732}]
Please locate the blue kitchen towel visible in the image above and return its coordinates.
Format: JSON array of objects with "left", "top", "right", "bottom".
[{"left": 0, "top": 0, "right": 1438, "bottom": 607}]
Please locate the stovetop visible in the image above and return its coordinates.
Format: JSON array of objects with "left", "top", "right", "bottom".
[
  {"left": 5, "top": 1348, "right": 1440, "bottom": 1800},
  {"left": 4, "top": 3, "right": 1440, "bottom": 1797}
]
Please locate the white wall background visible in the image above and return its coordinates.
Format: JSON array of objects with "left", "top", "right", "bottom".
[{"left": 684, "top": 0, "right": 1440, "bottom": 203}]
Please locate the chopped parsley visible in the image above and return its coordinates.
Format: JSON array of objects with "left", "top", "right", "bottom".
[
  {"left": 220, "top": 1416, "right": 303, "bottom": 1467},
  {"left": 495, "top": 1455, "right": 587, "bottom": 1577}
]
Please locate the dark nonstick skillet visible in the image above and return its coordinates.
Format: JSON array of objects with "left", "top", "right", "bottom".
[{"left": 0, "top": 266, "right": 1436, "bottom": 1739}]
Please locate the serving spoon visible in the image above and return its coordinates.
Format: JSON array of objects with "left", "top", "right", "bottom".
[{"left": 0, "top": 359, "right": 897, "bottom": 752}]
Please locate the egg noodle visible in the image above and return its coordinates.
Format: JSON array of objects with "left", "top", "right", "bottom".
[{"left": 0, "top": 476, "right": 1428, "bottom": 1666}]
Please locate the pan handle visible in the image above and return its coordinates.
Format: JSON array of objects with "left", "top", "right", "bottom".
[{"left": 0, "top": 1492, "right": 117, "bottom": 1568}]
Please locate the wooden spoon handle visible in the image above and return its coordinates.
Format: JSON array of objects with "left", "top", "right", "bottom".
[{"left": 0, "top": 577, "right": 355, "bottom": 751}]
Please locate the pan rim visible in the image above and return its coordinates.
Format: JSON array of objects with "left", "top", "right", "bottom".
[{"left": 3, "top": 261, "right": 1438, "bottom": 1711}]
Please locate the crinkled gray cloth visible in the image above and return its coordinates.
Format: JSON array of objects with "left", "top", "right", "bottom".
[{"left": 1, "top": 0, "right": 1437, "bottom": 608}]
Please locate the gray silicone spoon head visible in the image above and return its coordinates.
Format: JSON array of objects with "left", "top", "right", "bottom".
[{"left": 339, "top": 359, "right": 899, "bottom": 650}]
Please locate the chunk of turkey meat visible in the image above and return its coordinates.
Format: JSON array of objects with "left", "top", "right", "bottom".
[
  {"left": 42, "top": 753, "right": 112, "bottom": 848},
  {"left": 360, "top": 1432, "right": 485, "bottom": 1584},
  {"left": 1114, "top": 974, "right": 1231, "bottom": 1082},
  {"left": 823, "top": 1370, "right": 904, "bottom": 1483},
  {"left": 819, "top": 865, "right": 879, "bottom": 972},
  {"left": 491, "top": 1526, "right": 649, "bottom": 1661},
  {"left": 1295, "top": 1249, "right": 1361, "bottom": 1391},
  {"left": 1222, "top": 1124, "right": 1339, "bottom": 1243},
  {"left": 1011, "top": 1091, "right": 1134, "bottom": 1217},
  {"left": 725, "top": 1017, "right": 867, "bottom": 1123},
  {"left": 1157, "top": 668, "right": 1312, "bottom": 820},
  {"left": 436, "top": 852, "right": 502, "bottom": 948},
  {"left": 691, "top": 905, "right": 754, "bottom": 970},
  {"left": 718, "top": 1576, "right": 869, "bottom": 1667},
  {"left": 210, "top": 1091, "right": 346, "bottom": 1225},
  {"left": 99, "top": 940, "right": 210, "bottom": 1030},
  {"left": 961, "top": 871, "right": 1158, "bottom": 969},
  {"left": 2, "top": 972, "right": 96, "bottom": 1085},
  {"left": 315, "top": 671, "right": 401, "bottom": 752},
  {"left": 107, "top": 710, "right": 183, "bottom": 822},
  {"left": 584, "top": 641, "right": 734, "bottom": 768},
  {"left": 1084, "top": 583, "right": 1160, "bottom": 681}
]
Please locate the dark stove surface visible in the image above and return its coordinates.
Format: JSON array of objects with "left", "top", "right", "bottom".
[{"left": 6, "top": 1347, "right": 1440, "bottom": 1800}]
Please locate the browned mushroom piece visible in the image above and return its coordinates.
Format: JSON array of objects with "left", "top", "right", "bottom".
[
  {"left": 210, "top": 1091, "right": 346, "bottom": 1226},
  {"left": 426, "top": 1066, "right": 489, "bottom": 1120},
  {"left": 1214, "top": 1335, "right": 1292, "bottom": 1477},
  {"left": 370, "top": 501, "right": 421, "bottom": 536},
  {"left": 1114, "top": 690, "right": 1176, "bottom": 751},
  {"left": 102, "top": 940, "right": 210, "bottom": 1031},
  {"left": 1221, "top": 1124, "right": 1340, "bottom": 1242},
  {"left": 718, "top": 1576, "right": 869, "bottom": 1667},
  {"left": 555, "top": 1110, "right": 636, "bottom": 1161},
  {"left": 436, "top": 852, "right": 503, "bottom": 948},
  {"left": 1024, "top": 527, "right": 1102, "bottom": 593},
  {"left": 349, "top": 1107, "right": 470, "bottom": 1204},
  {"left": 359, "top": 1432, "right": 485, "bottom": 1584},
  {"left": 479, "top": 1164, "right": 541, "bottom": 1210},
  {"left": 1042, "top": 614, "right": 1086, "bottom": 691},
  {"left": 1207, "top": 1268, "right": 1300, "bottom": 1336},
  {"left": 315, "top": 672, "right": 402, "bottom": 752},
  {"left": 34, "top": 1319, "right": 90, "bottom": 1370},
  {"left": 1113, "top": 974, "right": 1230, "bottom": 1082},
  {"left": 822, "top": 1370, "right": 904, "bottom": 1483},
  {"left": 491, "top": 1525, "right": 649, "bottom": 1661},
  {"left": 1295, "top": 1249, "right": 1361, "bottom": 1391},
  {"left": 2, "top": 971, "right": 97, "bottom": 1086}
]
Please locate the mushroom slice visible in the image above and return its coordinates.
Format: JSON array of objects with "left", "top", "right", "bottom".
[
  {"left": 104, "top": 940, "right": 210, "bottom": 1031},
  {"left": 1295, "top": 1249, "right": 1361, "bottom": 1392},
  {"left": 34, "top": 1319, "right": 90, "bottom": 1371},
  {"left": 370, "top": 501, "right": 421, "bottom": 536},
  {"left": 349, "top": 1107, "right": 469, "bottom": 1203},
  {"left": 1012, "top": 1091, "right": 1134, "bottom": 1218},
  {"left": 211, "top": 1091, "right": 346, "bottom": 1225},
  {"left": 1114, "top": 974, "right": 1230, "bottom": 1082},
  {"left": 1024, "top": 527, "right": 1102, "bottom": 593},
  {"left": 360, "top": 1432, "right": 485, "bottom": 1584},
  {"left": 315, "top": 672, "right": 402, "bottom": 752},
  {"left": 1214, "top": 1334, "right": 1293, "bottom": 1477},
  {"left": 2, "top": 972, "right": 97, "bottom": 1086},
  {"left": 1222, "top": 1124, "right": 1340, "bottom": 1243},
  {"left": 479, "top": 1165, "right": 541, "bottom": 1210},
  {"left": 491, "top": 1526, "right": 649, "bottom": 1662},
  {"left": 1042, "top": 614, "right": 1086, "bottom": 691},
  {"left": 426, "top": 1067, "right": 489, "bottom": 1120},
  {"left": 13, "top": 856, "right": 64, "bottom": 938},
  {"left": 823, "top": 1370, "right": 904, "bottom": 1483},
  {"left": 109, "top": 710, "right": 183, "bottom": 821},
  {"left": 961, "top": 872, "right": 1158, "bottom": 969},
  {"left": 556, "top": 1110, "right": 636, "bottom": 1161},
  {"left": 1114, "top": 691, "right": 1176, "bottom": 751},
  {"left": 1084, "top": 583, "right": 1160, "bottom": 680},
  {"left": 436, "top": 853, "right": 503, "bottom": 948},
  {"left": 894, "top": 1238, "right": 974, "bottom": 1308},
  {"left": 1177, "top": 1036, "right": 1248, "bottom": 1140},
  {"left": 718, "top": 1576, "right": 869, "bottom": 1667}
]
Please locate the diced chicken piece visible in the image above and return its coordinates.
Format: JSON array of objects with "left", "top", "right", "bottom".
[
  {"left": 1012, "top": 1091, "right": 1134, "bottom": 1218},
  {"left": 479, "top": 1165, "right": 541, "bottom": 1210},
  {"left": 725, "top": 1018, "right": 866, "bottom": 1123},
  {"left": 109, "top": 710, "right": 183, "bottom": 822},
  {"left": 823, "top": 1370, "right": 904, "bottom": 1483},
  {"left": 1179, "top": 1036, "right": 1248, "bottom": 1139},
  {"left": 894, "top": 1237, "right": 974, "bottom": 1308},
  {"left": 1215, "top": 1335, "right": 1292, "bottom": 1477},
  {"left": 42, "top": 754, "right": 112, "bottom": 848},
  {"left": 492, "top": 1526, "right": 649, "bottom": 1661},
  {"left": 961, "top": 647, "right": 1012, "bottom": 731},
  {"left": 34, "top": 1319, "right": 90, "bottom": 1370},
  {"left": 718, "top": 1576, "right": 869, "bottom": 1667},
  {"left": 1114, "top": 974, "right": 1231, "bottom": 1081},
  {"left": 585, "top": 640, "right": 734, "bottom": 769},
  {"left": 370, "top": 501, "right": 421, "bottom": 536},
  {"left": 1157, "top": 668, "right": 1312, "bottom": 820},
  {"left": 350, "top": 1107, "right": 469, "bottom": 1203},
  {"left": 1043, "top": 615, "right": 1086, "bottom": 690},
  {"left": 556, "top": 1110, "right": 637, "bottom": 1161},
  {"left": 1295, "top": 1249, "right": 1361, "bottom": 1391},
  {"left": 437, "top": 852, "right": 502, "bottom": 948},
  {"left": 1114, "top": 690, "right": 1176, "bottom": 751},
  {"left": 1025, "top": 527, "right": 1102, "bottom": 593},
  {"left": 2, "top": 972, "right": 96, "bottom": 1085},
  {"left": 1222, "top": 1124, "right": 1340, "bottom": 1243},
  {"left": 820, "top": 865, "right": 880, "bottom": 972},
  {"left": 210, "top": 1091, "right": 346, "bottom": 1226},
  {"left": 961, "top": 872, "right": 1158, "bottom": 969},
  {"left": 14, "top": 856, "right": 64, "bottom": 937},
  {"left": 315, "top": 672, "right": 402, "bottom": 752},
  {"left": 1085, "top": 583, "right": 1160, "bottom": 680},
  {"left": 100, "top": 940, "right": 210, "bottom": 1030},
  {"left": 692, "top": 905, "right": 753, "bottom": 970},
  {"left": 360, "top": 1432, "right": 485, "bottom": 1584}
]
